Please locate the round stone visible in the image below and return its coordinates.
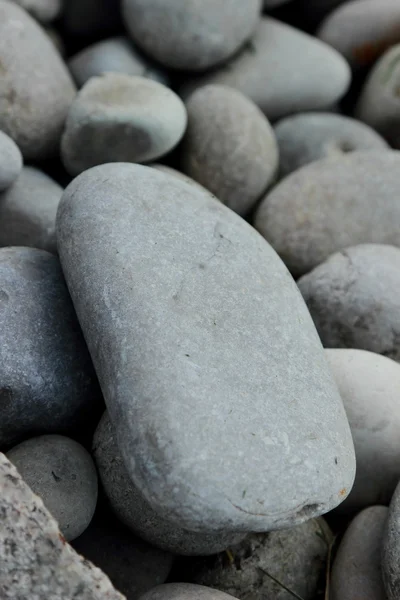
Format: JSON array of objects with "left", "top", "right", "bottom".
[
  {"left": 0, "top": 130, "right": 22, "bottom": 192},
  {"left": 382, "top": 481, "right": 400, "bottom": 600},
  {"left": 8, "top": 0, "right": 62, "bottom": 22},
  {"left": 138, "top": 584, "right": 240, "bottom": 600}
]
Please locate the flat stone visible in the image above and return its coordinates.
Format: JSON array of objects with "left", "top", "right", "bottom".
[
  {"left": 57, "top": 162, "right": 355, "bottom": 534},
  {"left": 254, "top": 151, "right": 400, "bottom": 277},
  {"left": 0, "top": 130, "right": 23, "bottom": 191},
  {"left": 138, "top": 584, "right": 239, "bottom": 600},
  {"left": 8, "top": 0, "right": 62, "bottom": 22},
  {"left": 382, "top": 480, "right": 400, "bottom": 599}
]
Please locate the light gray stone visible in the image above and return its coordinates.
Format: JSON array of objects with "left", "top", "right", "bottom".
[
  {"left": 61, "top": 74, "right": 187, "bottom": 176},
  {"left": 180, "top": 18, "right": 351, "bottom": 121},
  {"left": 139, "top": 584, "right": 239, "bottom": 600},
  {"left": 57, "top": 162, "right": 355, "bottom": 534},
  {"left": 68, "top": 37, "right": 168, "bottom": 89},
  {"left": 7, "top": 434, "right": 98, "bottom": 541},
  {"left": 0, "top": 1, "right": 76, "bottom": 160},
  {"left": 331, "top": 506, "right": 387, "bottom": 600},
  {"left": 0, "top": 452, "right": 125, "bottom": 600},
  {"left": 0, "top": 246, "right": 99, "bottom": 448},
  {"left": 274, "top": 112, "right": 388, "bottom": 178},
  {"left": 0, "top": 166, "right": 61, "bottom": 252},
  {"left": 122, "top": 0, "right": 262, "bottom": 72},
  {"left": 0, "top": 130, "right": 22, "bottom": 191},
  {"left": 7, "top": 0, "right": 62, "bottom": 22},
  {"left": 382, "top": 480, "right": 400, "bottom": 600},
  {"left": 298, "top": 244, "right": 400, "bottom": 362},
  {"left": 182, "top": 84, "right": 278, "bottom": 216},
  {"left": 63, "top": 0, "right": 120, "bottom": 36},
  {"left": 254, "top": 151, "right": 400, "bottom": 277}
]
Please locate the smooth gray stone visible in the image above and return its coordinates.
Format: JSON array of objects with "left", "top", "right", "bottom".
[
  {"left": 69, "top": 37, "right": 168, "bottom": 89},
  {"left": 0, "top": 1, "right": 76, "bottom": 160},
  {"left": 93, "top": 411, "right": 246, "bottom": 556},
  {"left": 0, "top": 246, "right": 99, "bottom": 448},
  {"left": 63, "top": 0, "right": 121, "bottom": 36},
  {"left": 331, "top": 506, "right": 387, "bottom": 600},
  {"left": 57, "top": 162, "right": 355, "bottom": 534},
  {"left": 274, "top": 112, "right": 388, "bottom": 178},
  {"left": 0, "top": 166, "right": 61, "bottom": 253},
  {"left": 254, "top": 151, "right": 400, "bottom": 277},
  {"left": 7, "top": 434, "right": 98, "bottom": 541},
  {"left": 0, "top": 453, "right": 125, "bottom": 600},
  {"left": 180, "top": 18, "right": 351, "bottom": 121},
  {"left": 298, "top": 244, "right": 400, "bottom": 363},
  {"left": 0, "top": 130, "right": 22, "bottom": 191},
  {"left": 139, "top": 584, "right": 239, "bottom": 600},
  {"left": 383, "top": 480, "right": 400, "bottom": 599},
  {"left": 7, "top": 0, "right": 62, "bottom": 22}
]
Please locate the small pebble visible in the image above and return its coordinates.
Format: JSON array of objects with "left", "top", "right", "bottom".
[
  {"left": 382, "top": 479, "right": 400, "bottom": 600},
  {"left": 8, "top": 0, "right": 62, "bottom": 22},
  {"left": 0, "top": 130, "right": 23, "bottom": 191},
  {"left": 138, "top": 584, "right": 239, "bottom": 600}
]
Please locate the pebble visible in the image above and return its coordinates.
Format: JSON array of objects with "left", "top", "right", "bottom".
[
  {"left": 122, "top": 0, "right": 262, "bottom": 72},
  {"left": 7, "top": 434, "right": 98, "bottom": 541},
  {"left": 61, "top": 74, "right": 187, "bottom": 176},
  {"left": 0, "top": 453, "right": 125, "bottom": 600},
  {"left": 0, "top": 166, "right": 61, "bottom": 252},
  {"left": 8, "top": 0, "right": 62, "bottom": 22},
  {"left": 150, "top": 164, "right": 211, "bottom": 195},
  {"left": 182, "top": 84, "right": 278, "bottom": 216},
  {"left": 330, "top": 506, "right": 387, "bottom": 600},
  {"left": 298, "top": 244, "right": 400, "bottom": 362},
  {"left": 68, "top": 37, "right": 168, "bottom": 89},
  {"left": 254, "top": 151, "right": 400, "bottom": 277},
  {"left": 0, "top": 1, "right": 76, "bottom": 160},
  {"left": 274, "top": 112, "right": 388, "bottom": 178},
  {"left": 326, "top": 349, "right": 400, "bottom": 512},
  {"left": 57, "top": 162, "right": 355, "bottom": 534},
  {"left": 317, "top": 0, "right": 400, "bottom": 68},
  {"left": 139, "top": 585, "right": 239, "bottom": 600},
  {"left": 180, "top": 18, "right": 351, "bottom": 121},
  {"left": 382, "top": 480, "right": 400, "bottom": 600},
  {"left": 62, "top": 0, "right": 121, "bottom": 36},
  {"left": 0, "top": 246, "right": 99, "bottom": 448},
  {"left": 0, "top": 130, "right": 23, "bottom": 191}
]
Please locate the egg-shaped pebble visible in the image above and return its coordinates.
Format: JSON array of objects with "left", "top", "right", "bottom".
[
  {"left": 182, "top": 85, "right": 278, "bottom": 216},
  {"left": 298, "top": 244, "right": 400, "bottom": 363},
  {"left": 181, "top": 18, "right": 351, "bottom": 121},
  {"left": 122, "top": 0, "right": 262, "bottom": 72},
  {"left": 318, "top": 0, "right": 400, "bottom": 68},
  {"left": 8, "top": 0, "right": 62, "bottom": 22},
  {"left": 7, "top": 435, "right": 98, "bottom": 541},
  {"left": 68, "top": 37, "right": 168, "bottom": 89},
  {"left": 382, "top": 481, "right": 400, "bottom": 600},
  {"left": 0, "top": 1, "right": 76, "bottom": 160},
  {"left": 254, "top": 151, "right": 400, "bottom": 277},
  {"left": 61, "top": 74, "right": 187, "bottom": 176},
  {"left": 63, "top": 0, "right": 120, "bottom": 36},
  {"left": 0, "top": 131, "right": 23, "bottom": 191},
  {"left": 274, "top": 112, "right": 388, "bottom": 178}
]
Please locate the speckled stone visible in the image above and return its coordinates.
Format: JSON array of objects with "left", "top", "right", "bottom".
[
  {"left": 254, "top": 151, "right": 400, "bottom": 277},
  {"left": 0, "top": 246, "right": 99, "bottom": 448},
  {"left": 182, "top": 84, "right": 278, "bottom": 216},
  {"left": 0, "top": 130, "right": 22, "bottom": 191},
  {"left": 8, "top": 0, "right": 62, "bottom": 22},
  {"left": 0, "top": 453, "right": 125, "bottom": 600},
  {"left": 180, "top": 18, "right": 351, "bottom": 121},
  {"left": 0, "top": 1, "right": 76, "bottom": 160},
  {"left": 298, "top": 244, "right": 400, "bottom": 362},
  {"left": 382, "top": 481, "right": 400, "bottom": 599},
  {"left": 331, "top": 506, "right": 387, "bottom": 600},
  {"left": 61, "top": 74, "right": 187, "bottom": 176},
  {"left": 57, "top": 162, "right": 355, "bottom": 534},
  {"left": 63, "top": 0, "right": 121, "bottom": 36},
  {"left": 122, "top": 0, "right": 262, "bottom": 72},
  {"left": 139, "top": 585, "right": 239, "bottom": 600},
  {"left": 274, "top": 112, "right": 388, "bottom": 178}
]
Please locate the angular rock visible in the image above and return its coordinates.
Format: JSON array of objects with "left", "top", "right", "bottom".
[
  {"left": 8, "top": 0, "right": 62, "bottom": 22},
  {"left": 57, "top": 162, "right": 355, "bottom": 534},
  {"left": 0, "top": 130, "right": 23, "bottom": 191},
  {"left": 139, "top": 585, "right": 239, "bottom": 600},
  {"left": 382, "top": 480, "right": 400, "bottom": 600}
]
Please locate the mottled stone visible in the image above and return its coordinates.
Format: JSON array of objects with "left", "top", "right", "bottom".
[
  {"left": 139, "top": 585, "right": 239, "bottom": 600},
  {"left": 7, "top": 0, "right": 62, "bottom": 22},
  {"left": 382, "top": 480, "right": 400, "bottom": 599},
  {"left": 0, "top": 130, "right": 22, "bottom": 191}
]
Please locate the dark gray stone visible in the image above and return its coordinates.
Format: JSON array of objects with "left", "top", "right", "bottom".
[
  {"left": 138, "top": 585, "right": 239, "bottom": 600},
  {"left": 0, "top": 130, "right": 22, "bottom": 191},
  {"left": 383, "top": 480, "right": 400, "bottom": 599}
]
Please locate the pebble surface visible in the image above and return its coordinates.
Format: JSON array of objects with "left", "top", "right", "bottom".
[
  {"left": 382, "top": 480, "right": 400, "bottom": 600},
  {"left": 0, "top": 130, "right": 23, "bottom": 192},
  {"left": 8, "top": 0, "right": 62, "bottom": 22},
  {"left": 139, "top": 584, "right": 240, "bottom": 600}
]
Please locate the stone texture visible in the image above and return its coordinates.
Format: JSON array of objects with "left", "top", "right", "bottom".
[
  {"left": 57, "top": 162, "right": 355, "bottom": 534},
  {"left": 7, "top": 0, "right": 62, "bottom": 22},
  {"left": 0, "top": 246, "right": 99, "bottom": 448},
  {"left": 0, "top": 452, "right": 125, "bottom": 599},
  {"left": 298, "top": 244, "right": 400, "bottom": 362},
  {"left": 0, "top": 130, "right": 23, "bottom": 191},
  {"left": 0, "top": 1, "right": 76, "bottom": 160},
  {"left": 139, "top": 585, "right": 239, "bottom": 600},
  {"left": 180, "top": 18, "right": 351, "bottom": 121},
  {"left": 61, "top": 74, "right": 187, "bottom": 176},
  {"left": 182, "top": 84, "right": 278, "bottom": 216},
  {"left": 122, "top": 0, "right": 262, "bottom": 72},
  {"left": 331, "top": 506, "right": 387, "bottom": 600},
  {"left": 254, "top": 151, "right": 400, "bottom": 277},
  {"left": 382, "top": 480, "right": 400, "bottom": 599},
  {"left": 274, "top": 112, "right": 388, "bottom": 178}
]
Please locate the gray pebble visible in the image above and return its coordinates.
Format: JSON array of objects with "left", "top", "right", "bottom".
[
  {"left": 122, "top": 0, "right": 262, "bottom": 72},
  {"left": 7, "top": 434, "right": 98, "bottom": 541},
  {"left": 63, "top": 0, "right": 120, "bottom": 36},
  {"left": 61, "top": 74, "right": 187, "bottom": 176},
  {"left": 0, "top": 246, "right": 99, "bottom": 448},
  {"left": 182, "top": 84, "right": 278, "bottom": 216},
  {"left": 298, "top": 244, "right": 400, "bottom": 362},
  {"left": 139, "top": 584, "right": 239, "bottom": 600},
  {"left": 0, "top": 166, "right": 61, "bottom": 252},
  {"left": 68, "top": 37, "right": 168, "bottom": 89},
  {"left": 382, "top": 480, "right": 400, "bottom": 599},
  {"left": 331, "top": 506, "right": 387, "bottom": 600},
  {"left": 57, "top": 162, "right": 355, "bottom": 534},
  {"left": 150, "top": 164, "right": 212, "bottom": 195},
  {"left": 0, "top": 130, "right": 22, "bottom": 191},
  {"left": 0, "top": 1, "right": 76, "bottom": 160},
  {"left": 274, "top": 112, "right": 388, "bottom": 178},
  {"left": 7, "top": 0, "right": 62, "bottom": 22},
  {"left": 254, "top": 151, "right": 400, "bottom": 277}
]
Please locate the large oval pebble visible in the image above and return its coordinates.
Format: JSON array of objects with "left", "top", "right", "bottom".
[
  {"left": 0, "top": 131, "right": 22, "bottom": 192},
  {"left": 382, "top": 480, "right": 400, "bottom": 600}
]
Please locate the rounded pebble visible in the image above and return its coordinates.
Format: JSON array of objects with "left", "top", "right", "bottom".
[
  {"left": 61, "top": 74, "right": 187, "bottom": 176},
  {"left": 8, "top": 0, "right": 62, "bottom": 22},
  {"left": 0, "top": 130, "right": 23, "bottom": 191},
  {"left": 7, "top": 434, "right": 98, "bottom": 541},
  {"left": 138, "top": 584, "right": 240, "bottom": 600},
  {"left": 382, "top": 480, "right": 400, "bottom": 600}
]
